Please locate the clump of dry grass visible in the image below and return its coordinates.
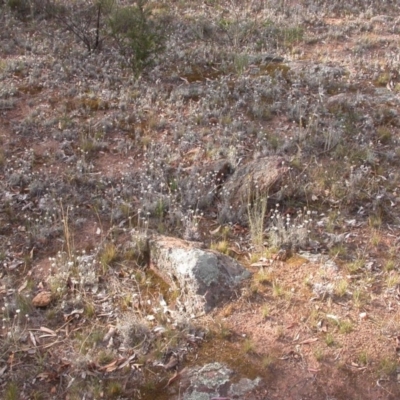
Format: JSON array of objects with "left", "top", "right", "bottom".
[{"left": 267, "top": 204, "right": 312, "bottom": 251}]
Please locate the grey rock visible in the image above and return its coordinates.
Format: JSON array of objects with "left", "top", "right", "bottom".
[
  {"left": 221, "top": 156, "right": 288, "bottom": 221},
  {"left": 172, "top": 84, "right": 205, "bottom": 101},
  {"left": 289, "top": 61, "right": 346, "bottom": 85},
  {"left": 248, "top": 54, "right": 285, "bottom": 64},
  {"left": 149, "top": 236, "right": 250, "bottom": 316},
  {"left": 179, "top": 362, "right": 261, "bottom": 400}
]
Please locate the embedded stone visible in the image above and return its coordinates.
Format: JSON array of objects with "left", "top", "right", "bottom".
[
  {"left": 32, "top": 291, "right": 52, "bottom": 307},
  {"left": 149, "top": 236, "right": 250, "bottom": 316}
]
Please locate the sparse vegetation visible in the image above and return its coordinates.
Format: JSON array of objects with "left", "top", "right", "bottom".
[
  {"left": 242, "top": 338, "right": 255, "bottom": 354},
  {"left": 338, "top": 320, "right": 354, "bottom": 334},
  {"left": 1, "top": 0, "right": 400, "bottom": 398},
  {"left": 108, "top": 0, "right": 167, "bottom": 76},
  {"left": 210, "top": 239, "right": 231, "bottom": 255},
  {"left": 247, "top": 190, "right": 268, "bottom": 250}
]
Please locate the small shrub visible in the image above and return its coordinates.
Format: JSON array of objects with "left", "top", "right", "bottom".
[
  {"left": 0, "top": 149, "right": 5, "bottom": 169},
  {"left": 242, "top": 338, "right": 255, "bottom": 354},
  {"left": 254, "top": 269, "right": 272, "bottom": 286},
  {"left": 52, "top": 0, "right": 115, "bottom": 53},
  {"left": 97, "top": 350, "right": 115, "bottom": 365},
  {"left": 334, "top": 279, "right": 348, "bottom": 297},
  {"left": 210, "top": 239, "right": 230, "bottom": 255},
  {"left": 338, "top": 320, "right": 353, "bottom": 334},
  {"left": 314, "top": 347, "right": 324, "bottom": 362},
  {"left": 377, "top": 126, "right": 392, "bottom": 144},
  {"left": 357, "top": 351, "right": 369, "bottom": 366},
  {"left": 272, "top": 280, "right": 284, "bottom": 297},
  {"left": 261, "top": 304, "right": 270, "bottom": 319},
  {"left": 106, "top": 381, "right": 123, "bottom": 398},
  {"left": 282, "top": 26, "right": 304, "bottom": 47},
  {"left": 4, "top": 381, "right": 19, "bottom": 400},
  {"left": 378, "top": 357, "right": 397, "bottom": 376},
  {"left": 100, "top": 242, "right": 118, "bottom": 272},
  {"left": 346, "top": 258, "right": 365, "bottom": 274},
  {"left": 262, "top": 355, "right": 275, "bottom": 368},
  {"left": 325, "top": 333, "right": 335, "bottom": 347},
  {"left": 267, "top": 205, "right": 312, "bottom": 250},
  {"left": 108, "top": 0, "right": 166, "bottom": 76}
]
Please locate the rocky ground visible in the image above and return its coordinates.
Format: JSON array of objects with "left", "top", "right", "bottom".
[{"left": 1, "top": 0, "right": 400, "bottom": 399}]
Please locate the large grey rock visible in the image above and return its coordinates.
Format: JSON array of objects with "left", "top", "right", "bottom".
[
  {"left": 224, "top": 156, "right": 287, "bottom": 197},
  {"left": 149, "top": 236, "right": 250, "bottom": 316},
  {"left": 220, "top": 156, "right": 288, "bottom": 222},
  {"left": 166, "top": 362, "right": 261, "bottom": 400}
]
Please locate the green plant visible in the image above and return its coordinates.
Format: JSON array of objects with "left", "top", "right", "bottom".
[
  {"left": 352, "top": 288, "right": 365, "bottom": 308},
  {"left": 97, "top": 350, "right": 115, "bottom": 365},
  {"left": 275, "top": 325, "right": 285, "bottom": 340},
  {"left": 334, "top": 279, "right": 348, "bottom": 297},
  {"left": 242, "top": 338, "right": 255, "bottom": 354},
  {"left": 329, "top": 243, "right": 346, "bottom": 258},
  {"left": 262, "top": 355, "right": 275, "bottom": 369},
  {"left": 221, "top": 225, "right": 231, "bottom": 239},
  {"left": 314, "top": 347, "right": 324, "bottom": 362},
  {"left": 357, "top": 351, "right": 369, "bottom": 366},
  {"left": 346, "top": 258, "right": 365, "bottom": 274},
  {"left": 155, "top": 198, "right": 167, "bottom": 219},
  {"left": 325, "top": 333, "right": 335, "bottom": 347},
  {"left": 282, "top": 26, "right": 304, "bottom": 47},
  {"left": 254, "top": 269, "right": 272, "bottom": 286},
  {"left": 213, "top": 322, "right": 231, "bottom": 340},
  {"left": 210, "top": 239, "right": 230, "bottom": 255},
  {"left": 77, "top": 328, "right": 104, "bottom": 353},
  {"left": 267, "top": 205, "right": 312, "bottom": 250},
  {"left": 386, "top": 272, "right": 400, "bottom": 288},
  {"left": 366, "top": 226, "right": 381, "bottom": 246},
  {"left": 6, "top": 0, "right": 34, "bottom": 18},
  {"left": 378, "top": 357, "right": 397, "bottom": 376},
  {"left": 338, "top": 320, "right": 353, "bottom": 334},
  {"left": 106, "top": 380, "right": 123, "bottom": 398},
  {"left": 79, "top": 132, "right": 100, "bottom": 158},
  {"left": 60, "top": 202, "right": 74, "bottom": 260},
  {"left": 100, "top": 242, "right": 118, "bottom": 272},
  {"left": 108, "top": 0, "right": 166, "bottom": 76},
  {"left": 377, "top": 126, "right": 392, "bottom": 144},
  {"left": 261, "top": 304, "right": 270, "bottom": 319},
  {"left": 272, "top": 280, "right": 284, "bottom": 297},
  {"left": 84, "top": 301, "right": 96, "bottom": 318},
  {"left": 233, "top": 54, "right": 249, "bottom": 75},
  {"left": 384, "top": 259, "right": 396, "bottom": 272},
  {"left": 0, "top": 149, "right": 6, "bottom": 169},
  {"left": 368, "top": 214, "right": 382, "bottom": 229},
  {"left": 247, "top": 191, "right": 267, "bottom": 250},
  {"left": 4, "top": 381, "right": 19, "bottom": 400},
  {"left": 15, "top": 293, "right": 33, "bottom": 316}
]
